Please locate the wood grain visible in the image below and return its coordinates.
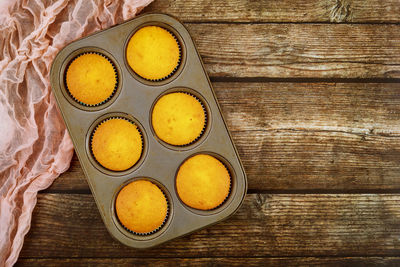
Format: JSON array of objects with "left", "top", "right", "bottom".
[
  {"left": 15, "top": 257, "right": 400, "bottom": 267},
  {"left": 144, "top": 0, "right": 400, "bottom": 23},
  {"left": 20, "top": 193, "right": 400, "bottom": 258},
  {"left": 16, "top": 1, "right": 400, "bottom": 264},
  {"left": 48, "top": 82, "right": 400, "bottom": 192},
  {"left": 185, "top": 24, "right": 400, "bottom": 78}
]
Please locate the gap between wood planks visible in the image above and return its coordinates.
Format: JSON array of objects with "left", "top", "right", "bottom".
[
  {"left": 210, "top": 77, "right": 400, "bottom": 84},
  {"left": 41, "top": 189, "right": 400, "bottom": 195},
  {"left": 185, "top": 21, "right": 400, "bottom": 25}
]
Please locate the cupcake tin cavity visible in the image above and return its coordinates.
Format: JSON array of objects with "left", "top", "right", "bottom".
[{"left": 50, "top": 13, "right": 247, "bottom": 248}]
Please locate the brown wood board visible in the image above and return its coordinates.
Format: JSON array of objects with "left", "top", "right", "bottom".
[
  {"left": 15, "top": 257, "right": 400, "bottom": 267},
  {"left": 20, "top": 193, "right": 400, "bottom": 258},
  {"left": 144, "top": 0, "right": 400, "bottom": 23},
  {"left": 48, "top": 82, "right": 400, "bottom": 192},
  {"left": 15, "top": 0, "right": 400, "bottom": 264},
  {"left": 184, "top": 24, "right": 400, "bottom": 79}
]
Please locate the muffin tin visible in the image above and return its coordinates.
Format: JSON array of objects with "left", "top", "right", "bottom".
[{"left": 50, "top": 13, "right": 247, "bottom": 248}]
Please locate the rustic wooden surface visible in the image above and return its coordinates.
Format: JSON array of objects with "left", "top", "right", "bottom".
[{"left": 17, "top": 0, "right": 400, "bottom": 266}]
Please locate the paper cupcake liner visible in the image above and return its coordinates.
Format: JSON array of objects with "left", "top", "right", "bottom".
[
  {"left": 176, "top": 154, "right": 232, "bottom": 211},
  {"left": 64, "top": 52, "right": 119, "bottom": 107},
  {"left": 138, "top": 28, "right": 182, "bottom": 82},
  {"left": 89, "top": 116, "right": 144, "bottom": 171},
  {"left": 116, "top": 183, "right": 170, "bottom": 236},
  {"left": 174, "top": 91, "right": 208, "bottom": 147}
]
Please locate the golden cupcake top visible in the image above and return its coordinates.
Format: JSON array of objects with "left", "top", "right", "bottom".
[
  {"left": 66, "top": 53, "right": 117, "bottom": 105},
  {"left": 176, "top": 154, "right": 231, "bottom": 210},
  {"left": 91, "top": 118, "right": 142, "bottom": 171},
  {"left": 126, "top": 26, "right": 180, "bottom": 80},
  {"left": 152, "top": 92, "right": 206, "bottom": 146},
  {"left": 116, "top": 179, "right": 168, "bottom": 234}
]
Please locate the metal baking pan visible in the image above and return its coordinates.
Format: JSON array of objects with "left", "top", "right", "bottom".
[{"left": 50, "top": 13, "right": 247, "bottom": 248}]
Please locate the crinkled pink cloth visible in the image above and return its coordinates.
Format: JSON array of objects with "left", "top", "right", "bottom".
[{"left": 0, "top": 0, "right": 153, "bottom": 265}]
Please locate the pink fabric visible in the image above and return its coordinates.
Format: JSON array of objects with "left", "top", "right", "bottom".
[{"left": 0, "top": 0, "right": 153, "bottom": 265}]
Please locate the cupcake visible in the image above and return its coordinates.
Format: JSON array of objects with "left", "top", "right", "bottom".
[
  {"left": 65, "top": 53, "right": 117, "bottom": 105},
  {"left": 116, "top": 179, "right": 168, "bottom": 234},
  {"left": 176, "top": 154, "right": 231, "bottom": 210},
  {"left": 126, "top": 26, "right": 180, "bottom": 80},
  {"left": 152, "top": 92, "right": 206, "bottom": 146},
  {"left": 91, "top": 118, "right": 142, "bottom": 171}
]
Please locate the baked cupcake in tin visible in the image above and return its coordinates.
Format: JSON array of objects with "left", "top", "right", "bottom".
[
  {"left": 126, "top": 26, "right": 181, "bottom": 81},
  {"left": 115, "top": 179, "right": 168, "bottom": 234},
  {"left": 65, "top": 53, "right": 117, "bottom": 106},
  {"left": 152, "top": 92, "right": 206, "bottom": 146},
  {"left": 176, "top": 154, "right": 231, "bottom": 210},
  {"left": 91, "top": 118, "right": 143, "bottom": 171}
]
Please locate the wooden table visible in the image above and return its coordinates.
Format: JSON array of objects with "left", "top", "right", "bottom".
[{"left": 16, "top": 1, "right": 400, "bottom": 266}]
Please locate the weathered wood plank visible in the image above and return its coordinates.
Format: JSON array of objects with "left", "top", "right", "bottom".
[
  {"left": 48, "top": 82, "right": 400, "bottom": 192},
  {"left": 143, "top": 0, "right": 400, "bottom": 23},
  {"left": 15, "top": 257, "right": 400, "bottom": 267},
  {"left": 186, "top": 24, "right": 400, "bottom": 78},
  {"left": 50, "top": 153, "right": 87, "bottom": 191},
  {"left": 20, "top": 193, "right": 400, "bottom": 257}
]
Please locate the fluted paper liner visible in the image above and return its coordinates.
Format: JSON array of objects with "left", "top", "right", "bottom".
[
  {"left": 64, "top": 52, "right": 119, "bottom": 106},
  {"left": 116, "top": 181, "right": 170, "bottom": 236},
  {"left": 89, "top": 116, "right": 144, "bottom": 171}
]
